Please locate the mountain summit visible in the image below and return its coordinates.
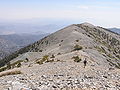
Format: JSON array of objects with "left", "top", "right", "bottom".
[{"left": 0, "top": 23, "right": 120, "bottom": 90}]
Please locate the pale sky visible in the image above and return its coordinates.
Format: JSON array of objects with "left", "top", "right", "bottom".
[{"left": 0, "top": 0, "right": 120, "bottom": 27}]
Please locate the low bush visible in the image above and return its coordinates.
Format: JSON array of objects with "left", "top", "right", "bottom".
[
  {"left": 0, "top": 69, "right": 22, "bottom": 77},
  {"left": 74, "top": 45, "right": 83, "bottom": 51},
  {"left": 36, "top": 55, "right": 49, "bottom": 65},
  {"left": 76, "top": 40, "right": 79, "bottom": 42},
  {"left": 72, "top": 56, "right": 81, "bottom": 62},
  {"left": 0, "top": 66, "right": 7, "bottom": 72},
  {"left": 50, "top": 54, "right": 55, "bottom": 58}
]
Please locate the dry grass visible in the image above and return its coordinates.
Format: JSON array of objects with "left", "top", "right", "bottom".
[{"left": 0, "top": 68, "right": 22, "bottom": 77}]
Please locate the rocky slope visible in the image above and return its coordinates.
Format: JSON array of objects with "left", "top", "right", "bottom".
[{"left": 0, "top": 23, "right": 120, "bottom": 90}]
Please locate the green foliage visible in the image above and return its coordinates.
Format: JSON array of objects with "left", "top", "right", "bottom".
[
  {"left": 7, "top": 62, "right": 11, "bottom": 69},
  {"left": 17, "top": 62, "right": 21, "bottom": 68},
  {"left": 72, "top": 56, "right": 81, "bottom": 62},
  {"left": 36, "top": 55, "right": 49, "bottom": 65},
  {"left": 46, "top": 59, "right": 54, "bottom": 63},
  {"left": 107, "top": 53, "right": 114, "bottom": 58},
  {"left": 95, "top": 46, "right": 106, "bottom": 54},
  {"left": 116, "top": 55, "right": 120, "bottom": 59},
  {"left": 0, "top": 66, "right": 7, "bottom": 72},
  {"left": 74, "top": 45, "right": 83, "bottom": 51},
  {"left": 0, "top": 60, "right": 23, "bottom": 72},
  {"left": 11, "top": 60, "right": 23, "bottom": 68},
  {"left": 42, "top": 55, "right": 49, "bottom": 61},
  {"left": 117, "top": 63, "right": 120, "bottom": 69},
  {"left": 0, "top": 70, "right": 22, "bottom": 77},
  {"left": 36, "top": 60, "right": 44, "bottom": 65}
]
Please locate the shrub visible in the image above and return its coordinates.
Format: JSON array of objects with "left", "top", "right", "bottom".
[
  {"left": 72, "top": 56, "right": 81, "bottom": 62},
  {"left": 76, "top": 40, "right": 79, "bottom": 42},
  {"left": 39, "top": 50, "right": 43, "bottom": 52},
  {"left": 46, "top": 59, "right": 54, "bottom": 63},
  {"left": 0, "top": 69, "right": 22, "bottom": 77},
  {"left": 17, "top": 62, "right": 21, "bottom": 68},
  {"left": 36, "top": 60, "right": 44, "bottom": 65},
  {"left": 25, "top": 58, "right": 29, "bottom": 62},
  {"left": 11, "top": 60, "right": 23, "bottom": 68},
  {"left": 50, "top": 54, "right": 55, "bottom": 58},
  {"left": 0, "top": 66, "right": 7, "bottom": 72},
  {"left": 74, "top": 45, "right": 83, "bottom": 51},
  {"left": 7, "top": 62, "right": 11, "bottom": 69},
  {"left": 36, "top": 55, "right": 49, "bottom": 65},
  {"left": 42, "top": 55, "right": 49, "bottom": 61},
  {"left": 61, "top": 40, "right": 63, "bottom": 42},
  {"left": 57, "top": 53, "right": 61, "bottom": 55},
  {"left": 59, "top": 44, "right": 61, "bottom": 46}
]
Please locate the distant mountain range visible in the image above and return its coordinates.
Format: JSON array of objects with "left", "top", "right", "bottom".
[
  {"left": 0, "top": 23, "right": 65, "bottom": 35},
  {"left": 1, "top": 23, "right": 120, "bottom": 68},
  {"left": 0, "top": 33, "right": 48, "bottom": 59},
  {"left": 108, "top": 28, "right": 120, "bottom": 34}
]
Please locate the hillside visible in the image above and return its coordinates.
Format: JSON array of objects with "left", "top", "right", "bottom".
[
  {"left": 0, "top": 33, "right": 48, "bottom": 59},
  {"left": 0, "top": 23, "right": 120, "bottom": 90}
]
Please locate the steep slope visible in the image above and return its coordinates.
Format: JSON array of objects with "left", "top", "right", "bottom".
[
  {"left": 1, "top": 22, "right": 119, "bottom": 67},
  {"left": 0, "top": 33, "right": 48, "bottom": 59},
  {"left": 0, "top": 38, "right": 18, "bottom": 59},
  {"left": 0, "top": 23, "right": 120, "bottom": 90}
]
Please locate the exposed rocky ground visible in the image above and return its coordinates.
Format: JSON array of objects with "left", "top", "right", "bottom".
[
  {"left": 0, "top": 61, "right": 120, "bottom": 90},
  {"left": 0, "top": 23, "right": 120, "bottom": 90}
]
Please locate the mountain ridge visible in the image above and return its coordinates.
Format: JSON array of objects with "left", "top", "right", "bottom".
[
  {"left": 109, "top": 28, "right": 120, "bottom": 34},
  {"left": 0, "top": 23, "right": 120, "bottom": 90},
  {"left": 0, "top": 23, "right": 119, "bottom": 68}
]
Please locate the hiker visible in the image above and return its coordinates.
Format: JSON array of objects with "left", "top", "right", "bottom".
[{"left": 83, "top": 58, "right": 87, "bottom": 68}]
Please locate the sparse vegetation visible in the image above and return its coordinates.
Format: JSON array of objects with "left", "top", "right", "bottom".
[
  {"left": 76, "top": 40, "right": 79, "bottom": 42},
  {"left": 0, "top": 66, "right": 7, "bottom": 72},
  {"left": 72, "top": 56, "right": 81, "bottom": 62},
  {"left": 50, "top": 54, "right": 55, "bottom": 58},
  {"left": 0, "top": 69, "right": 22, "bottom": 77},
  {"left": 0, "top": 60, "right": 23, "bottom": 72},
  {"left": 11, "top": 60, "right": 23, "bottom": 68},
  {"left": 17, "top": 62, "right": 22, "bottom": 68},
  {"left": 95, "top": 46, "right": 106, "bottom": 54},
  {"left": 36, "top": 55, "right": 49, "bottom": 65},
  {"left": 57, "top": 53, "right": 61, "bottom": 55},
  {"left": 61, "top": 40, "right": 63, "bottom": 42},
  {"left": 36, "top": 60, "right": 44, "bottom": 65},
  {"left": 42, "top": 55, "right": 49, "bottom": 61},
  {"left": 7, "top": 62, "right": 11, "bottom": 69},
  {"left": 59, "top": 44, "right": 61, "bottom": 46},
  {"left": 46, "top": 59, "right": 54, "bottom": 63},
  {"left": 74, "top": 44, "right": 83, "bottom": 51},
  {"left": 57, "top": 59, "right": 60, "bottom": 62}
]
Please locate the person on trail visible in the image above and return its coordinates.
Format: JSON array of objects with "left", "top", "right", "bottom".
[{"left": 83, "top": 58, "right": 87, "bottom": 68}]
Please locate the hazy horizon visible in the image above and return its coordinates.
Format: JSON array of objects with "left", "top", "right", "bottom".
[{"left": 0, "top": 0, "right": 120, "bottom": 34}]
